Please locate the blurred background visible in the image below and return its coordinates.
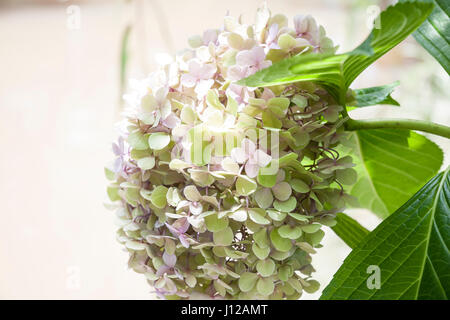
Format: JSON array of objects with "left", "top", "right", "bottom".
[{"left": 0, "top": 0, "right": 448, "bottom": 299}]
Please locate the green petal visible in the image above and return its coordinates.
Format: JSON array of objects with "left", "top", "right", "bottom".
[
  {"left": 256, "top": 277, "right": 275, "bottom": 296},
  {"left": 256, "top": 259, "right": 276, "bottom": 277},
  {"left": 301, "top": 223, "right": 322, "bottom": 234},
  {"left": 150, "top": 186, "right": 168, "bottom": 209},
  {"left": 254, "top": 188, "right": 274, "bottom": 209},
  {"left": 238, "top": 272, "right": 258, "bottom": 292},
  {"left": 267, "top": 210, "right": 287, "bottom": 222},
  {"left": 253, "top": 228, "right": 270, "bottom": 248},
  {"left": 248, "top": 208, "right": 271, "bottom": 225},
  {"left": 137, "top": 156, "right": 155, "bottom": 170},
  {"left": 291, "top": 179, "right": 310, "bottom": 193},
  {"left": 272, "top": 182, "right": 292, "bottom": 201},
  {"left": 270, "top": 228, "right": 293, "bottom": 252},
  {"left": 278, "top": 225, "right": 303, "bottom": 240},
  {"left": 128, "top": 131, "right": 149, "bottom": 150},
  {"left": 236, "top": 176, "right": 257, "bottom": 196},
  {"left": 273, "top": 196, "right": 297, "bottom": 212},
  {"left": 213, "top": 227, "right": 234, "bottom": 246},
  {"left": 205, "top": 213, "right": 229, "bottom": 232},
  {"left": 252, "top": 243, "right": 270, "bottom": 260},
  {"left": 148, "top": 132, "right": 170, "bottom": 150}
]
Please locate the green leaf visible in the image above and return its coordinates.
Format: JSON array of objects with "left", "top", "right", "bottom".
[
  {"left": 343, "top": 129, "right": 443, "bottom": 218},
  {"left": 352, "top": 81, "right": 400, "bottom": 107},
  {"left": 238, "top": 1, "right": 434, "bottom": 103},
  {"left": 402, "top": 0, "right": 449, "bottom": 74},
  {"left": 331, "top": 213, "right": 370, "bottom": 249},
  {"left": 321, "top": 169, "right": 450, "bottom": 300}
]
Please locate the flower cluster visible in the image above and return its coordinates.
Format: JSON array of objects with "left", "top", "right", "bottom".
[{"left": 106, "top": 6, "right": 357, "bottom": 300}]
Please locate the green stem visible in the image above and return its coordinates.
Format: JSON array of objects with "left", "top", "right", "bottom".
[{"left": 345, "top": 118, "right": 450, "bottom": 139}]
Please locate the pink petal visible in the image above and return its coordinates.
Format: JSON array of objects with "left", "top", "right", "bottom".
[
  {"left": 241, "top": 138, "right": 257, "bottom": 155},
  {"left": 162, "top": 252, "right": 177, "bottom": 268},
  {"left": 179, "top": 234, "right": 190, "bottom": 248},
  {"left": 177, "top": 217, "right": 190, "bottom": 233},
  {"left": 203, "top": 29, "right": 218, "bottom": 45},
  {"left": 261, "top": 88, "right": 275, "bottom": 101},
  {"left": 244, "top": 162, "right": 259, "bottom": 178},
  {"left": 156, "top": 265, "right": 171, "bottom": 276},
  {"left": 165, "top": 223, "right": 180, "bottom": 236},
  {"left": 266, "top": 24, "right": 279, "bottom": 45},
  {"left": 252, "top": 46, "right": 266, "bottom": 64},
  {"left": 294, "top": 14, "right": 307, "bottom": 34},
  {"left": 259, "top": 60, "right": 272, "bottom": 70},
  {"left": 227, "top": 65, "right": 247, "bottom": 81},
  {"left": 199, "top": 64, "right": 217, "bottom": 79},
  {"left": 162, "top": 113, "right": 181, "bottom": 129},
  {"left": 188, "top": 60, "right": 202, "bottom": 76},
  {"left": 236, "top": 49, "right": 256, "bottom": 67}
]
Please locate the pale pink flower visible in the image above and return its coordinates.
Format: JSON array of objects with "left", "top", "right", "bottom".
[
  {"left": 202, "top": 29, "right": 219, "bottom": 45},
  {"left": 165, "top": 217, "right": 190, "bottom": 248},
  {"left": 180, "top": 60, "right": 217, "bottom": 98},
  {"left": 226, "top": 83, "right": 254, "bottom": 110},
  {"left": 293, "top": 14, "right": 320, "bottom": 46},
  {"left": 235, "top": 46, "right": 272, "bottom": 76},
  {"left": 265, "top": 24, "right": 280, "bottom": 49},
  {"left": 231, "top": 138, "right": 272, "bottom": 178}
]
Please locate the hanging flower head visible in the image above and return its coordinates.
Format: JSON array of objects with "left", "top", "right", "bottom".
[{"left": 106, "top": 5, "right": 355, "bottom": 300}]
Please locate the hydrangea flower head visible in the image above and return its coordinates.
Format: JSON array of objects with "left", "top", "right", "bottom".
[{"left": 105, "top": 5, "right": 356, "bottom": 300}]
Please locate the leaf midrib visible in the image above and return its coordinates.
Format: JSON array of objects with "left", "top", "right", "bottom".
[{"left": 415, "top": 168, "right": 449, "bottom": 299}]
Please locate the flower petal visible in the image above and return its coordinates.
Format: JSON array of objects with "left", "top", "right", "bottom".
[
  {"left": 254, "top": 149, "right": 272, "bottom": 168},
  {"left": 245, "top": 162, "right": 259, "bottom": 178},
  {"left": 162, "top": 252, "right": 177, "bottom": 268}
]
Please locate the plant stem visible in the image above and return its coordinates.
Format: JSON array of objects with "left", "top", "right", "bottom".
[{"left": 344, "top": 118, "right": 450, "bottom": 139}]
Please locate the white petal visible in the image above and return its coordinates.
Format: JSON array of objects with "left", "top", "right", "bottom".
[
  {"left": 254, "top": 149, "right": 272, "bottom": 168},
  {"left": 231, "top": 147, "right": 248, "bottom": 164},
  {"left": 180, "top": 73, "right": 197, "bottom": 87}
]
